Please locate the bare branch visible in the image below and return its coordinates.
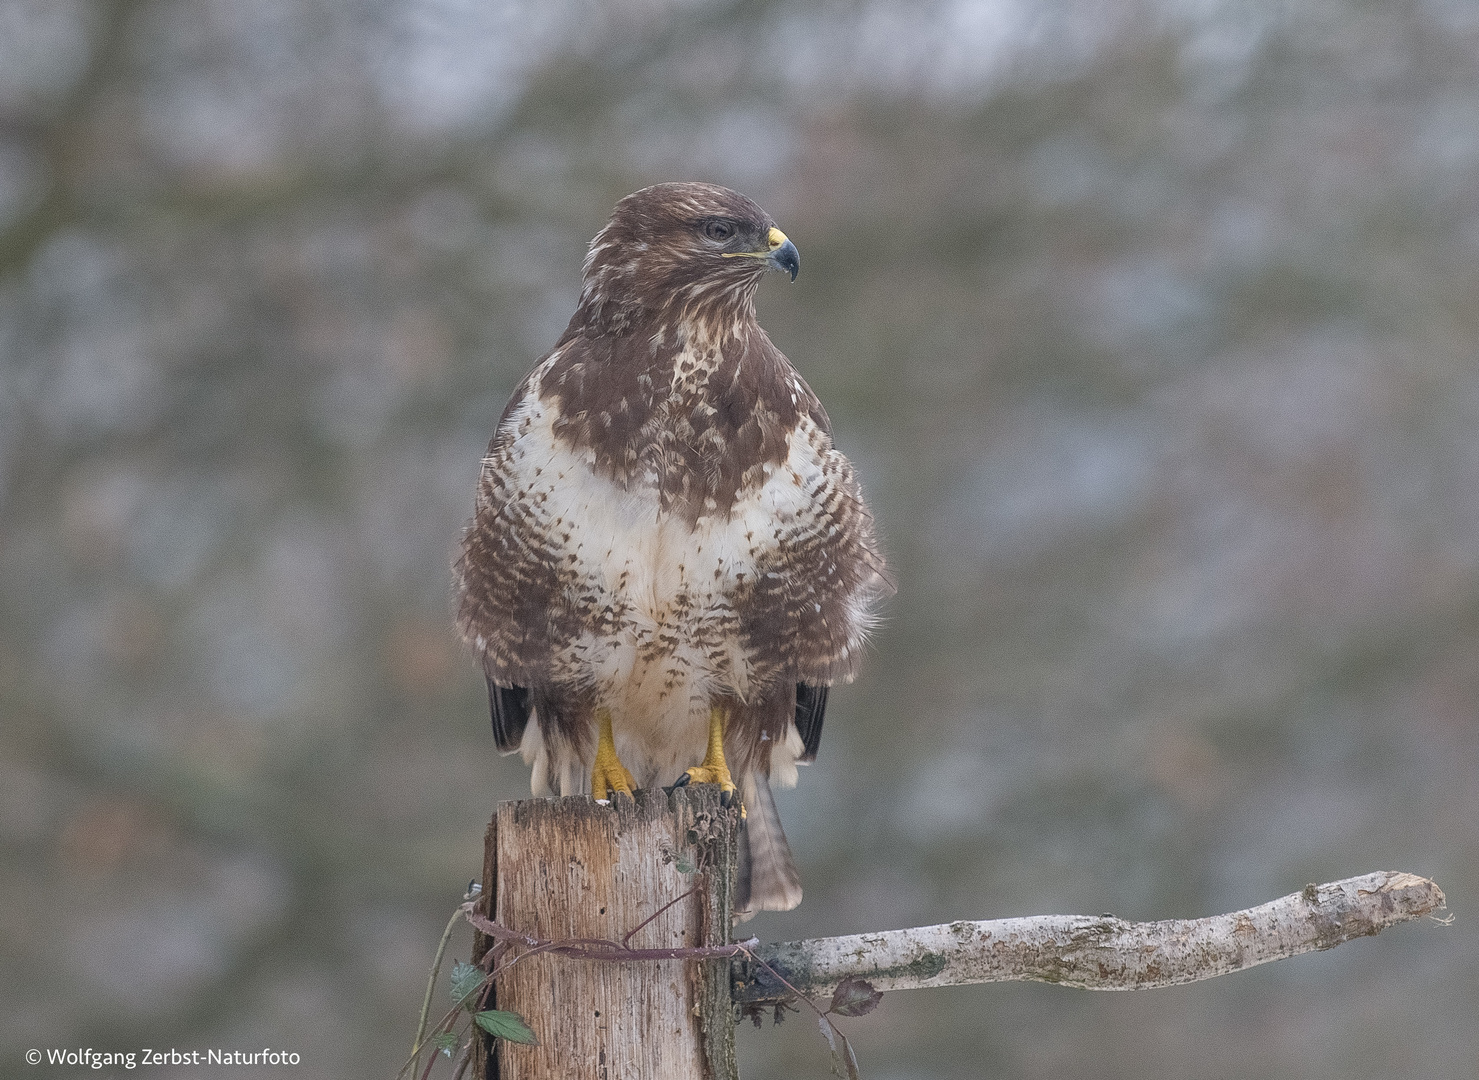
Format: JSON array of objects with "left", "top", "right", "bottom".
[{"left": 734, "top": 871, "right": 1445, "bottom": 1005}]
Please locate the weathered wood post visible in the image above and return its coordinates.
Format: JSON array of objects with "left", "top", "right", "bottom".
[
  {"left": 455, "top": 789, "right": 1445, "bottom": 1080},
  {"left": 470, "top": 786, "right": 741, "bottom": 1080}
]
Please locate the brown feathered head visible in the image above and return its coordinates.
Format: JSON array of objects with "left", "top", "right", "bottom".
[{"left": 576, "top": 182, "right": 799, "bottom": 328}]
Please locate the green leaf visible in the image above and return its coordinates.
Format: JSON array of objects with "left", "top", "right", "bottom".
[
  {"left": 475, "top": 1009, "right": 539, "bottom": 1045},
  {"left": 674, "top": 854, "right": 695, "bottom": 874},
  {"left": 430, "top": 1032, "right": 459, "bottom": 1058},
  {"left": 450, "top": 960, "right": 485, "bottom": 1008},
  {"left": 829, "top": 976, "right": 883, "bottom": 1017}
]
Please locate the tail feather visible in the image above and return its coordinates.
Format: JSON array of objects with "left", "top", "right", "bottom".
[{"left": 735, "top": 771, "right": 802, "bottom": 921}]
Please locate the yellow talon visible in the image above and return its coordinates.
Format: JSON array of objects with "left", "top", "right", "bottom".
[
  {"left": 684, "top": 705, "right": 739, "bottom": 810},
  {"left": 591, "top": 709, "right": 636, "bottom": 800}
]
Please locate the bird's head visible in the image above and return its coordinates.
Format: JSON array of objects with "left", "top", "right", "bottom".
[{"left": 578, "top": 182, "right": 799, "bottom": 332}]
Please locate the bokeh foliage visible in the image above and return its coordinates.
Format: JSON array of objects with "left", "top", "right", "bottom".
[{"left": 2, "top": 1, "right": 1477, "bottom": 1076}]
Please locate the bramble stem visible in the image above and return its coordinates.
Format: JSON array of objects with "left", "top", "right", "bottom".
[{"left": 413, "top": 901, "right": 473, "bottom": 1058}]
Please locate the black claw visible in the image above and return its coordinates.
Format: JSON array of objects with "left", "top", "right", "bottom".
[
  {"left": 672, "top": 773, "right": 691, "bottom": 789},
  {"left": 720, "top": 788, "right": 734, "bottom": 808}
]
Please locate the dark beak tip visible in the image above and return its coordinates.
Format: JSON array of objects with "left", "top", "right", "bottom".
[{"left": 772, "top": 239, "right": 800, "bottom": 282}]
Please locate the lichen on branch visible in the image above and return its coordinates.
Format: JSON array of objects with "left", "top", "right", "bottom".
[{"left": 734, "top": 871, "right": 1445, "bottom": 1005}]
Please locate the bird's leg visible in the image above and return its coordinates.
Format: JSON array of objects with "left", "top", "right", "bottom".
[
  {"left": 590, "top": 708, "right": 637, "bottom": 801},
  {"left": 675, "top": 704, "right": 739, "bottom": 808}
]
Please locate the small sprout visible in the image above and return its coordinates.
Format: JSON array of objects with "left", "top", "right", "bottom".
[
  {"left": 430, "top": 1032, "right": 459, "bottom": 1058},
  {"left": 829, "top": 976, "right": 883, "bottom": 1018},
  {"left": 474, "top": 1009, "right": 539, "bottom": 1045},
  {"left": 674, "top": 853, "right": 696, "bottom": 874}
]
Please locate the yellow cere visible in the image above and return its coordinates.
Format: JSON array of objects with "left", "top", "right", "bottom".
[{"left": 722, "top": 226, "right": 791, "bottom": 259}]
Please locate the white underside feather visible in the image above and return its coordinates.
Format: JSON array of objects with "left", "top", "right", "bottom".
[{"left": 498, "top": 369, "right": 849, "bottom": 792}]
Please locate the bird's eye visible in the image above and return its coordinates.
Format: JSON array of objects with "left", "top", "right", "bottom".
[{"left": 703, "top": 219, "right": 735, "bottom": 242}]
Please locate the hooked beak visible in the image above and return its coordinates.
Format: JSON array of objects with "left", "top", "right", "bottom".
[
  {"left": 765, "top": 227, "right": 800, "bottom": 281},
  {"left": 724, "top": 226, "right": 800, "bottom": 280}
]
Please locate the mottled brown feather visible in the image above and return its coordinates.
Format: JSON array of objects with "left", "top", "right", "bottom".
[{"left": 453, "top": 182, "right": 888, "bottom": 912}]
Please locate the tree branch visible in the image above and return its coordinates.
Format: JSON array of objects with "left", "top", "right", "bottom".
[{"left": 733, "top": 871, "right": 1445, "bottom": 1006}]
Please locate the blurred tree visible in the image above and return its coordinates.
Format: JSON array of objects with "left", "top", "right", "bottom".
[{"left": 2, "top": 1, "right": 1476, "bottom": 1076}]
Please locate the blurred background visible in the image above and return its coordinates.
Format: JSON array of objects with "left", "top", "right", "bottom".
[{"left": 2, "top": 0, "right": 1477, "bottom": 1076}]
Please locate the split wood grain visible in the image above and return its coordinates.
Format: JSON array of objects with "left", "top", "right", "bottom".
[{"left": 490, "top": 787, "right": 739, "bottom": 1080}]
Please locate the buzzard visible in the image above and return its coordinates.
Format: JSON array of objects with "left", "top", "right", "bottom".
[{"left": 455, "top": 183, "right": 886, "bottom": 915}]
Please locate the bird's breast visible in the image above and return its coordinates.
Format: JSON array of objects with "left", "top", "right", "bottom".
[{"left": 500, "top": 386, "right": 827, "bottom": 700}]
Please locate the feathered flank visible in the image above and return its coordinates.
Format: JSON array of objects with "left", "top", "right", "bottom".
[{"left": 454, "top": 183, "right": 888, "bottom": 914}]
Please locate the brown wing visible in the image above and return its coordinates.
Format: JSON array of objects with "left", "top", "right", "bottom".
[
  {"left": 454, "top": 362, "right": 580, "bottom": 691},
  {"left": 736, "top": 412, "right": 889, "bottom": 689}
]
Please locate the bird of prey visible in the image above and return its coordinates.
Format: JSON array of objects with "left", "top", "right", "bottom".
[{"left": 454, "top": 182, "right": 887, "bottom": 915}]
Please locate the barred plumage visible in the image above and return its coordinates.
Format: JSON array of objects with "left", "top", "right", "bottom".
[{"left": 454, "top": 183, "right": 887, "bottom": 915}]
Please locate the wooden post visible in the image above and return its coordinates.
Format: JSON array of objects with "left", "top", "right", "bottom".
[
  {"left": 458, "top": 793, "right": 1445, "bottom": 1080},
  {"left": 471, "top": 786, "right": 740, "bottom": 1080},
  {"left": 469, "top": 816, "right": 498, "bottom": 1080}
]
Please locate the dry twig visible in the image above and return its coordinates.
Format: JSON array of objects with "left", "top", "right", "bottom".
[{"left": 734, "top": 871, "right": 1446, "bottom": 1005}]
